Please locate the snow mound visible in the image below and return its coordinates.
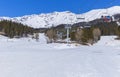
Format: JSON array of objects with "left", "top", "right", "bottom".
[{"left": 94, "top": 36, "right": 120, "bottom": 47}]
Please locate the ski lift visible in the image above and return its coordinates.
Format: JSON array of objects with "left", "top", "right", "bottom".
[
  {"left": 101, "top": 15, "right": 112, "bottom": 22},
  {"left": 65, "top": 24, "right": 71, "bottom": 44},
  {"left": 101, "top": 9, "right": 112, "bottom": 22}
]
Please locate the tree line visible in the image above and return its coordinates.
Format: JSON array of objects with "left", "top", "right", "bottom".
[
  {"left": 0, "top": 20, "right": 35, "bottom": 38},
  {"left": 45, "top": 21, "right": 120, "bottom": 45}
]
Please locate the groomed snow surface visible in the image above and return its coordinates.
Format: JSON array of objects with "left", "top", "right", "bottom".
[{"left": 0, "top": 34, "right": 120, "bottom": 77}]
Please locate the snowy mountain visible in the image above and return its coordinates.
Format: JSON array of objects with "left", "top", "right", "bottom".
[
  {"left": 0, "top": 6, "right": 120, "bottom": 28},
  {"left": 83, "top": 6, "right": 120, "bottom": 21}
]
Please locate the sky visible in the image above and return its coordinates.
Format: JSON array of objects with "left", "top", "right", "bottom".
[{"left": 0, "top": 0, "right": 120, "bottom": 17}]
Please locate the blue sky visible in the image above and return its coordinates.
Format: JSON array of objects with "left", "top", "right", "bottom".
[{"left": 0, "top": 0, "right": 119, "bottom": 17}]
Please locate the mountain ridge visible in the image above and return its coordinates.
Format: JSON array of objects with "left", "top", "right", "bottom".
[{"left": 0, "top": 6, "right": 120, "bottom": 28}]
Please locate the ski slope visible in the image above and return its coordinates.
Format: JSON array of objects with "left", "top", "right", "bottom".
[{"left": 0, "top": 34, "right": 120, "bottom": 77}]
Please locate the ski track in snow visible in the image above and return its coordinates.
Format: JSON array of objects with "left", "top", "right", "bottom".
[{"left": 0, "top": 34, "right": 120, "bottom": 77}]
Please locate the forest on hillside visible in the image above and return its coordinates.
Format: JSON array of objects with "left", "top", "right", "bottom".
[{"left": 0, "top": 20, "right": 36, "bottom": 38}]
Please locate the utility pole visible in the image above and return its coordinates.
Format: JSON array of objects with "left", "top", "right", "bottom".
[
  {"left": 65, "top": 15, "right": 85, "bottom": 45},
  {"left": 65, "top": 24, "right": 71, "bottom": 45}
]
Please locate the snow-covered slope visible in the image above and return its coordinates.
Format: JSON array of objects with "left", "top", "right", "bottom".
[
  {"left": 83, "top": 6, "right": 120, "bottom": 21},
  {"left": 1, "top": 34, "right": 120, "bottom": 77},
  {"left": 0, "top": 6, "right": 120, "bottom": 28}
]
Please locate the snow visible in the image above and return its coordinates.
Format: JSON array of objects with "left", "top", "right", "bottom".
[
  {"left": 0, "top": 34, "right": 120, "bottom": 77},
  {"left": 0, "top": 6, "right": 120, "bottom": 28},
  {"left": 82, "top": 6, "right": 120, "bottom": 21}
]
